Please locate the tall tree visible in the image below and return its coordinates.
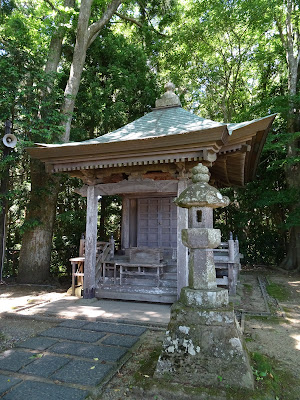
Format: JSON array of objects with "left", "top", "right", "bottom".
[
  {"left": 18, "top": 0, "right": 123, "bottom": 282},
  {"left": 17, "top": 0, "right": 77, "bottom": 282},
  {"left": 60, "top": 0, "right": 122, "bottom": 141}
]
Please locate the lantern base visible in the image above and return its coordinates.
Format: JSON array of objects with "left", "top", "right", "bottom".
[
  {"left": 180, "top": 287, "right": 229, "bottom": 308},
  {"left": 155, "top": 300, "right": 254, "bottom": 390}
]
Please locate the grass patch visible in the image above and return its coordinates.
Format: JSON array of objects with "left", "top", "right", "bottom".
[
  {"left": 249, "top": 352, "right": 299, "bottom": 399},
  {"left": 123, "top": 330, "right": 299, "bottom": 400},
  {"left": 130, "top": 347, "right": 299, "bottom": 400},
  {"left": 135, "top": 347, "right": 161, "bottom": 377},
  {"left": 266, "top": 282, "right": 290, "bottom": 302},
  {"left": 251, "top": 352, "right": 274, "bottom": 381}
]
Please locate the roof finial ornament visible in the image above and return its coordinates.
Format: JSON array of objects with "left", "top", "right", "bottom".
[
  {"left": 155, "top": 82, "right": 181, "bottom": 108},
  {"left": 164, "top": 82, "right": 175, "bottom": 92}
]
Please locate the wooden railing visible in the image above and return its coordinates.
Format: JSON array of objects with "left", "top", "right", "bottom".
[
  {"left": 214, "top": 235, "right": 242, "bottom": 295},
  {"left": 70, "top": 237, "right": 115, "bottom": 295}
]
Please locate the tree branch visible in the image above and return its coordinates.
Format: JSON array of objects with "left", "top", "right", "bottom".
[
  {"left": 275, "top": 15, "right": 287, "bottom": 58},
  {"left": 44, "top": 0, "right": 58, "bottom": 11},
  {"left": 87, "top": 0, "right": 122, "bottom": 47},
  {"left": 115, "top": 10, "right": 169, "bottom": 37},
  {"left": 115, "top": 11, "right": 143, "bottom": 27}
]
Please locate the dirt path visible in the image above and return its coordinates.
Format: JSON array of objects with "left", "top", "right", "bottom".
[
  {"left": 240, "top": 272, "right": 300, "bottom": 372},
  {"left": 0, "top": 284, "right": 66, "bottom": 350}
]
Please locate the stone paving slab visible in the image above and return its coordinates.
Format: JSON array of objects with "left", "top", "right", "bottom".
[
  {"left": 19, "top": 354, "right": 70, "bottom": 378},
  {"left": 0, "top": 350, "right": 34, "bottom": 372},
  {"left": 52, "top": 359, "right": 113, "bottom": 386},
  {"left": 102, "top": 334, "right": 140, "bottom": 348},
  {"left": 83, "top": 321, "right": 147, "bottom": 336},
  {"left": 2, "top": 380, "right": 88, "bottom": 400},
  {"left": 17, "top": 337, "right": 58, "bottom": 351},
  {"left": 0, "top": 318, "right": 147, "bottom": 399},
  {"left": 6, "top": 297, "right": 171, "bottom": 324},
  {"left": 59, "top": 320, "right": 89, "bottom": 329},
  {"left": 0, "top": 374, "right": 21, "bottom": 394},
  {"left": 40, "top": 326, "right": 106, "bottom": 342},
  {"left": 49, "top": 340, "right": 128, "bottom": 361}
]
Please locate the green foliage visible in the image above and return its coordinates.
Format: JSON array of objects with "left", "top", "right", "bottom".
[
  {"left": 1, "top": 0, "right": 160, "bottom": 278},
  {"left": 51, "top": 177, "right": 87, "bottom": 276},
  {"left": 251, "top": 352, "right": 275, "bottom": 382}
]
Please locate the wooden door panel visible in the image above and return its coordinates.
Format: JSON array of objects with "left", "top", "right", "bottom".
[{"left": 137, "top": 197, "right": 177, "bottom": 248}]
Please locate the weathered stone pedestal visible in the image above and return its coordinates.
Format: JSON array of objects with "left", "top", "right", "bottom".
[
  {"left": 155, "top": 297, "right": 253, "bottom": 389},
  {"left": 155, "top": 164, "right": 254, "bottom": 390}
]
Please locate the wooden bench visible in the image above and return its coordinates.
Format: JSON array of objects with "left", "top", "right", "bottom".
[
  {"left": 118, "top": 262, "right": 165, "bottom": 286},
  {"left": 117, "top": 247, "right": 166, "bottom": 287}
]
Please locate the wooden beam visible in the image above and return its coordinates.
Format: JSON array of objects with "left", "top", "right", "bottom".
[
  {"left": 50, "top": 151, "right": 208, "bottom": 173},
  {"left": 76, "top": 179, "right": 178, "bottom": 197}
]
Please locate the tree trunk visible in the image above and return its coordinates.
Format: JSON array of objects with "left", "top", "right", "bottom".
[
  {"left": 18, "top": 160, "right": 59, "bottom": 282},
  {"left": 280, "top": 139, "right": 300, "bottom": 271},
  {"left": 61, "top": 0, "right": 122, "bottom": 141},
  {"left": 280, "top": 226, "right": 300, "bottom": 271},
  {"left": 61, "top": 0, "right": 93, "bottom": 142},
  {"left": 0, "top": 147, "right": 10, "bottom": 281}
]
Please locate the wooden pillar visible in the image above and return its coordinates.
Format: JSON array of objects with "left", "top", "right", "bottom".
[
  {"left": 176, "top": 178, "right": 189, "bottom": 298},
  {"left": 121, "top": 196, "right": 130, "bottom": 249},
  {"left": 83, "top": 185, "right": 98, "bottom": 299}
]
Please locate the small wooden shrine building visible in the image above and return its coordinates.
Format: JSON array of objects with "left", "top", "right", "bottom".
[{"left": 28, "top": 83, "right": 275, "bottom": 301}]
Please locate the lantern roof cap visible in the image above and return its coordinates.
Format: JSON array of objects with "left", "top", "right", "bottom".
[{"left": 174, "top": 163, "right": 230, "bottom": 209}]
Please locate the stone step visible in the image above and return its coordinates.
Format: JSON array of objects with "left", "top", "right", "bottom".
[{"left": 96, "top": 284, "right": 177, "bottom": 303}]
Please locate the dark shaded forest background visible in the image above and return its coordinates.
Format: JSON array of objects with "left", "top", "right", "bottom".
[{"left": 0, "top": 0, "right": 299, "bottom": 283}]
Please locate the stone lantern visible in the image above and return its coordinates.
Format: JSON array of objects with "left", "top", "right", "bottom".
[
  {"left": 155, "top": 163, "right": 254, "bottom": 390},
  {"left": 175, "top": 163, "right": 229, "bottom": 306}
]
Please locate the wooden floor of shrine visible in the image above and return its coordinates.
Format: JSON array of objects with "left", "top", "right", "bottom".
[{"left": 96, "top": 262, "right": 178, "bottom": 303}]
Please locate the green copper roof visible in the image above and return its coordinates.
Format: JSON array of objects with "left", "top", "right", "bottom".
[
  {"left": 38, "top": 106, "right": 276, "bottom": 149},
  {"left": 85, "top": 107, "right": 225, "bottom": 142},
  {"left": 36, "top": 83, "right": 276, "bottom": 149},
  {"left": 40, "top": 106, "right": 226, "bottom": 148},
  {"left": 227, "top": 114, "right": 277, "bottom": 135}
]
